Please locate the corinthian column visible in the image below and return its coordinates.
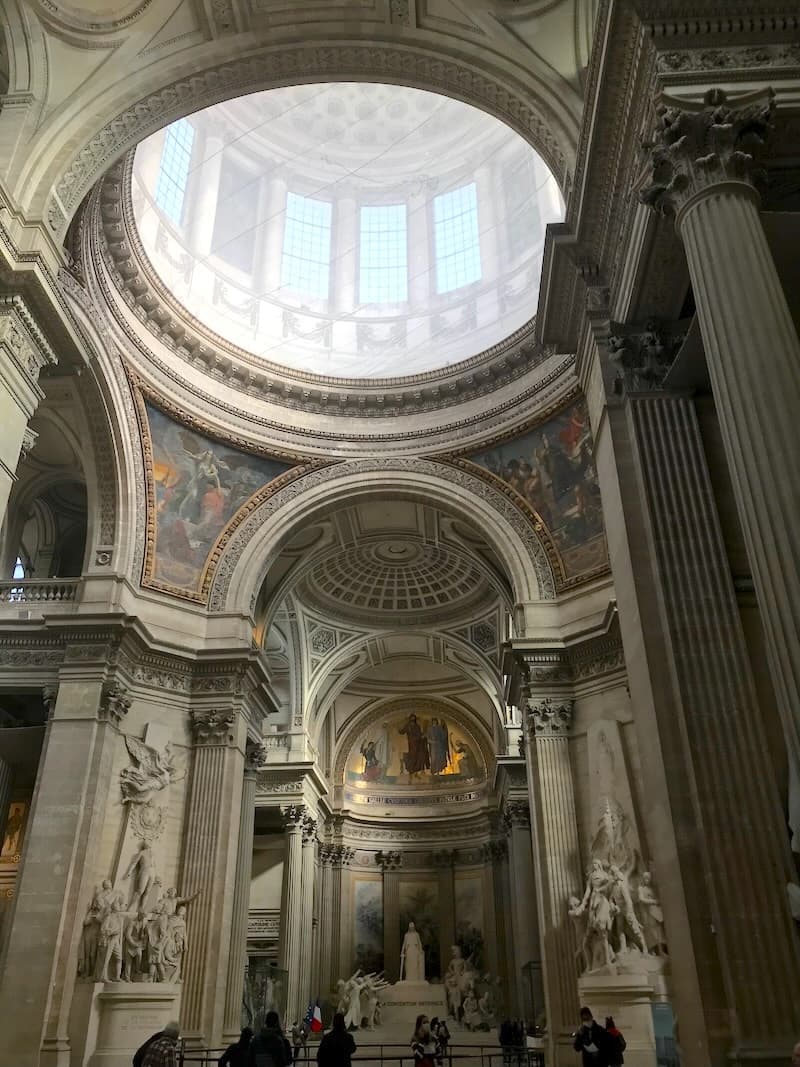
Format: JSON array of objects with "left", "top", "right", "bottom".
[
  {"left": 0, "top": 296, "right": 57, "bottom": 523},
  {"left": 278, "top": 805, "right": 305, "bottom": 1026},
  {"left": 180, "top": 710, "right": 244, "bottom": 1047},
  {"left": 640, "top": 87, "right": 800, "bottom": 779},
  {"left": 223, "top": 739, "right": 265, "bottom": 1041},
  {"left": 522, "top": 698, "right": 580, "bottom": 1067},
  {"left": 298, "top": 814, "right": 318, "bottom": 1013}
]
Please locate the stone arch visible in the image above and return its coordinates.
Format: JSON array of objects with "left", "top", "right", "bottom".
[
  {"left": 28, "top": 35, "right": 577, "bottom": 236},
  {"left": 305, "top": 628, "right": 505, "bottom": 744},
  {"left": 210, "top": 458, "right": 556, "bottom": 617}
]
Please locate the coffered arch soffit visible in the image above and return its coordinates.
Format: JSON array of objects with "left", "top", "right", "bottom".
[
  {"left": 4, "top": 3, "right": 584, "bottom": 232},
  {"left": 211, "top": 458, "right": 556, "bottom": 617}
]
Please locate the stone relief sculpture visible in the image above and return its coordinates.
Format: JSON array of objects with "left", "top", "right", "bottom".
[
  {"left": 399, "top": 920, "right": 425, "bottom": 981},
  {"left": 120, "top": 734, "right": 184, "bottom": 804},
  {"left": 78, "top": 853, "right": 199, "bottom": 984}
]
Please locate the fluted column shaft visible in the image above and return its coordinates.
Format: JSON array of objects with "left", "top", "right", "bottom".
[
  {"left": 298, "top": 816, "right": 317, "bottom": 1015},
  {"left": 381, "top": 866, "right": 401, "bottom": 982},
  {"left": 180, "top": 711, "right": 244, "bottom": 1047},
  {"left": 223, "top": 741, "right": 263, "bottom": 1040},
  {"left": 523, "top": 700, "right": 580, "bottom": 1067},
  {"left": 628, "top": 392, "right": 800, "bottom": 1049},
  {"left": 279, "top": 806, "right": 306, "bottom": 1026},
  {"left": 507, "top": 806, "right": 539, "bottom": 1017}
]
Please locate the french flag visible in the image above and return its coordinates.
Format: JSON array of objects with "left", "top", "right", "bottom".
[{"left": 308, "top": 1000, "right": 323, "bottom": 1033}]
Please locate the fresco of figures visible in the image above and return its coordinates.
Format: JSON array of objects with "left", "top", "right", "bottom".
[
  {"left": 468, "top": 397, "right": 607, "bottom": 581},
  {"left": 346, "top": 709, "right": 485, "bottom": 791},
  {"left": 145, "top": 403, "right": 292, "bottom": 594},
  {"left": 352, "top": 879, "right": 384, "bottom": 975}
]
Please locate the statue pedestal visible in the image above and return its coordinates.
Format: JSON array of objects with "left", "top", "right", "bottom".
[
  {"left": 86, "top": 982, "right": 181, "bottom": 1067},
  {"left": 578, "top": 967, "right": 669, "bottom": 1067},
  {"left": 380, "top": 981, "right": 447, "bottom": 1035}
]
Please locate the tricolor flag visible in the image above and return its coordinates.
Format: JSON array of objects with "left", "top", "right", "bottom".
[{"left": 309, "top": 999, "right": 323, "bottom": 1033}]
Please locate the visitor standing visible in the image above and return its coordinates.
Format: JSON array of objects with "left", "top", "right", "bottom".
[
  {"left": 412, "top": 1015, "right": 442, "bottom": 1067},
  {"left": 248, "top": 1011, "right": 293, "bottom": 1067},
  {"left": 499, "top": 1019, "right": 514, "bottom": 1067},
  {"left": 317, "top": 1012, "right": 357, "bottom": 1067},
  {"left": 604, "top": 1017, "right": 626, "bottom": 1067},
  {"left": 433, "top": 1017, "right": 450, "bottom": 1064},
  {"left": 291, "top": 1021, "right": 308, "bottom": 1063},
  {"left": 140, "top": 1022, "right": 181, "bottom": 1067},
  {"left": 220, "top": 1027, "right": 254, "bottom": 1066},
  {"left": 573, "top": 1007, "right": 608, "bottom": 1067}
]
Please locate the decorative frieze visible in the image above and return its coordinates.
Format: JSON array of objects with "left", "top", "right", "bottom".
[
  {"left": 190, "top": 709, "right": 236, "bottom": 746},
  {"left": 256, "top": 774, "right": 304, "bottom": 795},
  {"left": 527, "top": 698, "right": 574, "bottom": 736},
  {"left": 0, "top": 295, "right": 58, "bottom": 386},
  {"left": 640, "top": 87, "right": 774, "bottom": 219}
]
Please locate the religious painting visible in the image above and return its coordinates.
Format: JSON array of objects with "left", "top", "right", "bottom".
[
  {"left": 0, "top": 801, "right": 27, "bottom": 864},
  {"left": 454, "top": 874, "right": 485, "bottom": 970},
  {"left": 352, "top": 878, "right": 384, "bottom": 975},
  {"left": 345, "top": 707, "right": 486, "bottom": 794},
  {"left": 467, "top": 397, "right": 608, "bottom": 582},
  {"left": 399, "top": 880, "right": 440, "bottom": 978},
  {"left": 144, "top": 403, "right": 292, "bottom": 595}
]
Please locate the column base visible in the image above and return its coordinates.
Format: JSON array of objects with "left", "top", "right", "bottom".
[
  {"left": 578, "top": 970, "right": 669, "bottom": 1067},
  {"left": 86, "top": 982, "right": 181, "bottom": 1067}
]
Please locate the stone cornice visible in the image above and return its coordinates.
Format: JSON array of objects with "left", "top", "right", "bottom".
[{"left": 0, "top": 294, "right": 58, "bottom": 386}]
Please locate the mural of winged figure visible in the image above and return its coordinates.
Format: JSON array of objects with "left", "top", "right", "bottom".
[{"left": 120, "top": 735, "right": 184, "bottom": 804}]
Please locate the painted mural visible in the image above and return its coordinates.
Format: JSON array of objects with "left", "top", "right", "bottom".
[
  {"left": 345, "top": 709, "right": 486, "bottom": 793},
  {"left": 144, "top": 403, "right": 292, "bottom": 594},
  {"left": 353, "top": 879, "right": 384, "bottom": 975},
  {"left": 468, "top": 397, "right": 607, "bottom": 581},
  {"left": 399, "top": 880, "right": 440, "bottom": 978},
  {"left": 1, "top": 802, "right": 26, "bottom": 864},
  {"left": 454, "top": 874, "right": 485, "bottom": 970}
]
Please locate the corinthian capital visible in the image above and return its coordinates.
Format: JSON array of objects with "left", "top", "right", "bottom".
[
  {"left": 190, "top": 708, "right": 236, "bottom": 745},
  {"left": 528, "top": 697, "right": 574, "bottom": 736},
  {"left": 244, "top": 738, "right": 266, "bottom": 772},
  {"left": 640, "top": 87, "right": 774, "bottom": 218},
  {"left": 98, "top": 681, "right": 131, "bottom": 726}
]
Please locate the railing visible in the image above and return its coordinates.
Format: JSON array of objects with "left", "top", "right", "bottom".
[
  {"left": 177, "top": 1043, "right": 545, "bottom": 1067},
  {"left": 0, "top": 579, "right": 80, "bottom": 603}
]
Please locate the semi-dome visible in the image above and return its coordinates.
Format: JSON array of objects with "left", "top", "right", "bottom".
[{"left": 131, "top": 83, "right": 564, "bottom": 381}]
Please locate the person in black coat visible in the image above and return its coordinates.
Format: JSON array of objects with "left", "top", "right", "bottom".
[
  {"left": 248, "top": 1012, "right": 293, "bottom": 1067},
  {"left": 573, "top": 1007, "right": 609, "bottom": 1067},
  {"left": 220, "top": 1027, "right": 254, "bottom": 1066},
  {"left": 317, "top": 1013, "right": 357, "bottom": 1067}
]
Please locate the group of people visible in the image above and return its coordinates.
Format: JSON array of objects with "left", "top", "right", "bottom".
[
  {"left": 573, "top": 1007, "right": 626, "bottom": 1067},
  {"left": 411, "top": 1015, "right": 451, "bottom": 1067}
]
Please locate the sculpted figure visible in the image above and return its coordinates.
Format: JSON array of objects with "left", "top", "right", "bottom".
[
  {"left": 79, "top": 880, "right": 115, "bottom": 978},
  {"left": 99, "top": 900, "right": 125, "bottom": 982},
  {"left": 163, "top": 905, "right": 187, "bottom": 982},
  {"left": 568, "top": 894, "right": 593, "bottom": 974},
  {"left": 343, "top": 974, "right": 364, "bottom": 1029},
  {"left": 147, "top": 902, "right": 168, "bottom": 982},
  {"left": 637, "top": 871, "right": 667, "bottom": 955},
  {"left": 122, "top": 911, "right": 148, "bottom": 980},
  {"left": 462, "top": 988, "right": 480, "bottom": 1030},
  {"left": 573, "top": 860, "right": 616, "bottom": 969},
  {"left": 400, "top": 921, "right": 425, "bottom": 982},
  {"left": 335, "top": 978, "right": 349, "bottom": 1016},
  {"left": 609, "top": 864, "right": 647, "bottom": 955},
  {"left": 444, "top": 945, "right": 468, "bottom": 1016},
  {"left": 120, "top": 735, "right": 183, "bottom": 804},
  {"left": 123, "top": 841, "right": 157, "bottom": 913}
]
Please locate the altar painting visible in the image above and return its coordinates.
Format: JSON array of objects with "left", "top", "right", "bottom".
[
  {"left": 468, "top": 397, "right": 608, "bottom": 581},
  {"left": 352, "top": 878, "right": 384, "bottom": 975},
  {"left": 1, "top": 801, "right": 27, "bottom": 865},
  {"left": 454, "top": 874, "right": 485, "bottom": 969},
  {"left": 145, "top": 403, "right": 292, "bottom": 594},
  {"left": 345, "top": 709, "right": 485, "bottom": 791},
  {"left": 399, "top": 880, "right": 440, "bottom": 978}
]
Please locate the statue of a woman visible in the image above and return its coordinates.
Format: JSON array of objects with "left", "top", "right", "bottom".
[{"left": 400, "top": 921, "right": 425, "bottom": 981}]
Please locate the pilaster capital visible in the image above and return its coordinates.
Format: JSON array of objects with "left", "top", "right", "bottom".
[
  {"left": 190, "top": 708, "right": 236, "bottom": 746},
  {"left": 480, "top": 839, "right": 507, "bottom": 863},
  {"left": 281, "top": 804, "right": 306, "bottom": 831},
  {"left": 244, "top": 738, "right": 266, "bottom": 773},
  {"left": 19, "top": 427, "right": 38, "bottom": 463},
  {"left": 504, "top": 800, "right": 531, "bottom": 829},
  {"left": 42, "top": 684, "right": 58, "bottom": 719},
  {"left": 430, "top": 848, "right": 457, "bottom": 869},
  {"left": 607, "top": 319, "right": 687, "bottom": 395},
  {"left": 98, "top": 681, "right": 131, "bottom": 726},
  {"left": 527, "top": 697, "right": 574, "bottom": 737},
  {"left": 375, "top": 849, "right": 402, "bottom": 871},
  {"left": 640, "top": 87, "right": 774, "bottom": 219},
  {"left": 0, "top": 295, "right": 58, "bottom": 388}
]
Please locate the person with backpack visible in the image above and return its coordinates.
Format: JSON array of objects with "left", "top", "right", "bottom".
[
  {"left": 220, "top": 1027, "right": 254, "bottom": 1066},
  {"left": 140, "top": 1022, "right": 181, "bottom": 1067},
  {"left": 248, "top": 1011, "right": 293, "bottom": 1067},
  {"left": 316, "top": 1012, "right": 357, "bottom": 1067},
  {"left": 605, "top": 1017, "right": 626, "bottom": 1067},
  {"left": 573, "top": 1006, "right": 608, "bottom": 1067}
]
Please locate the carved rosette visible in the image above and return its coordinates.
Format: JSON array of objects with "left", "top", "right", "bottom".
[
  {"left": 504, "top": 801, "right": 532, "bottom": 830},
  {"left": 190, "top": 708, "right": 236, "bottom": 745},
  {"left": 375, "top": 849, "right": 402, "bottom": 871},
  {"left": 244, "top": 739, "right": 266, "bottom": 773},
  {"left": 98, "top": 681, "right": 131, "bottom": 726},
  {"left": 640, "top": 87, "right": 774, "bottom": 219},
  {"left": 528, "top": 698, "right": 574, "bottom": 737}
]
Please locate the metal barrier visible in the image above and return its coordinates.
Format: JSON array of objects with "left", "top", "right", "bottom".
[{"left": 177, "top": 1044, "right": 544, "bottom": 1067}]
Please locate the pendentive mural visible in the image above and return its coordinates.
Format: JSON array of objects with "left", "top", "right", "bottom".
[
  {"left": 139, "top": 400, "right": 296, "bottom": 598},
  {"left": 466, "top": 396, "right": 608, "bottom": 584},
  {"left": 345, "top": 707, "right": 486, "bottom": 806}
]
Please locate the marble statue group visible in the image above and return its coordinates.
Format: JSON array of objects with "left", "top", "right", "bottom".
[
  {"left": 336, "top": 971, "right": 388, "bottom": 1029},
  {"left": 568, "top": 801, "right": 667, "bottom": 973},
  {"left": 444, "top": 945, "right": 499, "bottom": 1030},
  {"left": 78, "top": 849, "right": 198, "bottom": 983}
]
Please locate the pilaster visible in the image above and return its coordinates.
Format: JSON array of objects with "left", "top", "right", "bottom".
[
  {"left": 377, "top": 850, "right": 402, "bottom": 982},
  {"left": 299, "top": 812, "right": 318, "bottom": 1014}
]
